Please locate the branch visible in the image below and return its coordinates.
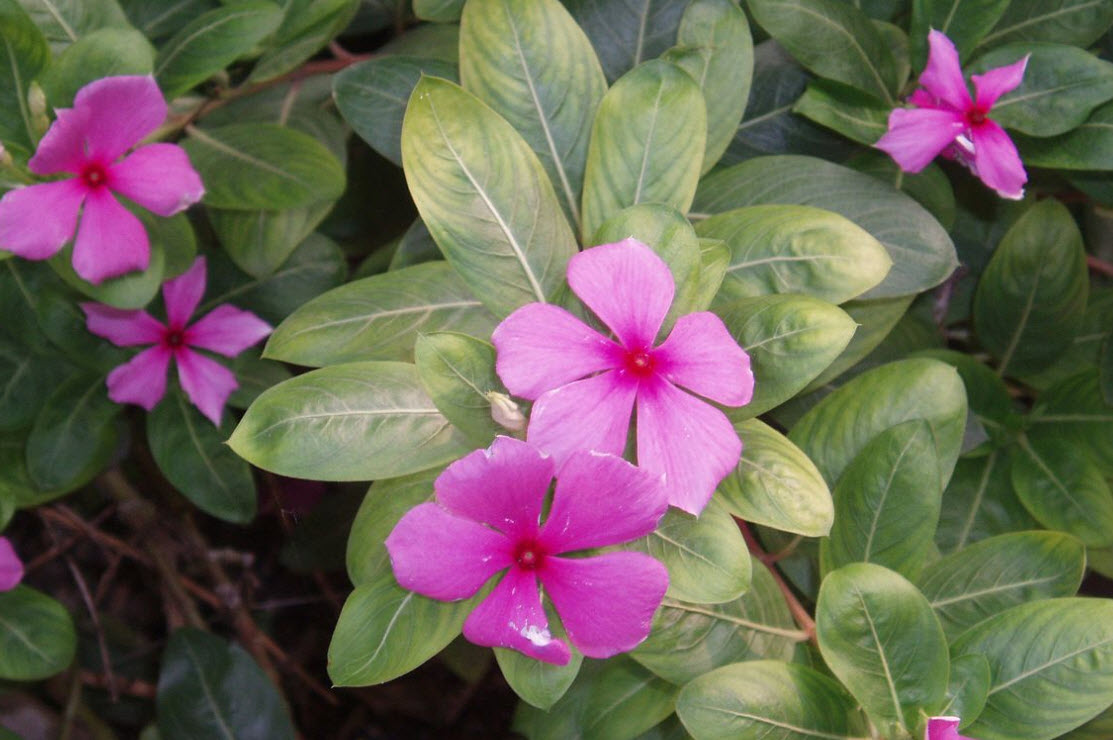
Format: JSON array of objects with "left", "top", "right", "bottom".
[{"left": 736, "top": 519, "right": 817, "bottom": 643}]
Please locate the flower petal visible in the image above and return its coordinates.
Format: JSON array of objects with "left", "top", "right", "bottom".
[
  {"left": 70, "top": 76, "right": 168, "bottom": 164},
  {"left": 568, "top": 238, "right": 674, "bottom": 349},
  {"left": 176, "top": 348, "right": 237, "bottom": 426},
  {"left": 636, "top": 376, "right": 742, "bottom": 514},
  {"left": 926, "top": 716, "right": 970, "bottom": 740},
  {"left": 876, "top": 108, "right": 965, "bottom": 173},
  {"left": 0, "top": 537, "right": 24, "bottom": 592},
  {"left": 541, "top": 552, "right": 668, "bottom": 659},
  {"left": 162, "top": 257, "right": 206, "bottom": 330},
  {"left": 71, "top": 188, "right": 149, "bottom": 284},
  {"left": 385, "top": 502, "right": 512, "bottom": 600},
  {"left": 435, "top": 436, "right": 553, "bottom": 539},
  {"left": 971, "top": 120, "right": 1027, "bottom": 200},
  {"left": 81, "top": 302, "right": 165, "bottom": 346},
  {"left": 655, "top": 312, "right": 753, "bottom": 406},
  {"left": 527, "top": 372, "right": 636, "bottom": 466},
  {"left": 0, "top": 179, "right": 85, "bottom": 260},
  {"left": 538, "top": 451, "right": 667, "bottom": 554},
  {"left": 492, "top": 303, "right": 618, "bottom": 400},
  {"left": 972, "top": 55, "right": 1029, "bottom": 111},
  {"left": 919, "top": 29, "right": 972, "bottom": 112},
  {"left": 106, "top": 345, "right": 171, "bottom": 411},
  {"left": 28, "top": 107, "right": 92, "bottom": 175},
  {"left": 109, "top": 143, "right": 205, "bottom": 216},
  {"left": 186, "top": 305, "right": 272, "bottom": 357},
  {"left": 463, "top": 566, "right": 571, "bottom": 664}
]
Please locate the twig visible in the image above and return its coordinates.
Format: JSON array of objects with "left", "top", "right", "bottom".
[
  {"left": 1089, "top": 254, "right": 1113, "bottom": 278},
  {"left": 736, "top": 519, "right": 818, "bottom": 643},
  {"left": 80, "top": 670, "right": 157, "bottom": 700}
]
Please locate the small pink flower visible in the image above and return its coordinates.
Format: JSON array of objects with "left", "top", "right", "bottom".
[
  {"left": 0, "top": 76, "right": 204, "bottom": 284},
  {"left": 0, "top": 537, "right": 23, "bottom": 592},
  {"left": 926, "top": 716, "right": 975, "bottom": 740},
  {"left": 492, "top": 238, "right": 753, "bottom": 515},
  {"left": 876, "top": 29, "right": 1029, "bottom": 200},
  {"left": 385, "top": 437, "right": 669, "bottom": 665},
  {"left": 82, "top": 257, "right": 271, "bottom": 425}
]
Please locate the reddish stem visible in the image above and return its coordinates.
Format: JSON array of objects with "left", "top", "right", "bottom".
[{"left": 736, "top": 518, "right": 818, "bottom": 643}]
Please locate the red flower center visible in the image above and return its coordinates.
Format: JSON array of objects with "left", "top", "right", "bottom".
[
  {"left": 513, "top": 539, "right": 546, "bottom": 571},
  {"left": 623, "top": 348, "right": 656, "bottom": 379},
  {"left": 165, "top": 330, "right": 185, "bottom": 348},
  {"left": 81, "top": 163, "right": 108, "bottom": 189},
  {"left": 966, "top": 107, "right": 988, "bottom": 126}
]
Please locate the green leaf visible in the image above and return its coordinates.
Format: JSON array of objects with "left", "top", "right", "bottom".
[
  {"left": 562, "top": 0, "right": 687, "bottom": 83},
  {"left": 183, "top": 123, "right": 345, "bottom": 211},
  {"left": 402, "top": 76, "right": 578, "bottom": 318},
  {"left": 0, "top": 586, "right": 76, "bottom": 680},
  {"left": 789, "top": 358, "right": 967, "bottom": 490},
  {"left": 495, "top": 633, "right": 582, "bottom": 710},
  {"left": 936, "top": 451, "right": 1038, "bottom": 555},
  {"left": 847, "top": 151, "right": 956, "bottom": 230},
  {"left": 0, "top": 0, "right": 50, "bottom": 156},
  {"left": 816, "top": 563, "right": 949, "bottom": 736},
  {"left": 333, "top": 55, "right": 458, "bottom": 167},
  {"left": 677, "top": 660, "right": 867, "bottom": 740},
  {"left": 119, "top": 0, "right": 218, "bottom": 43},
  {"left": 747, "top": 0, "right": 899, "bottom": 104},
  {"left": 154, "top": 1, "right": 284, "bottom": 100},
  {"left": 459, "top": 0, "right": 605, "bottom": 230},
  {"left": 716, "top": 294, "right": 857, "bottom": 419},
  {"left": 978, "top": 0, "right": 1113, "bottom": 50},
  {"left": 822, "top": 420, "right": 942, "bottom": 580},
  {"left": 633, "top": 563, "right": 802, "bottom": 685},
  {"left": 157, "top": 628, "right": 295, "bottom": 740},
  {"left": 719, "top": 418, "right": 833, "bottom": 537},
  {"left": 229, "top": 361, "right": 471, "bottom": 481},
  {"left": 414, "top": 332, "right": 506, "bottom": 446},
  {"left": 952, "top": 598, "right": 1113, "bottom": 740},
  {"left": 801, "top": 294, "right": 914, "bottom": 392},
  {"left": 581, "top": 59, "right": 705, "bottom": 242},
  {"left": 917, "top": 348, "right": 1020, "bottom": 447},
  {"left": 0, "top": 341, "right": 66, "bottom": 431},
  {"left": 39, "top": 27, "right": 154, "bottom": 107},
  {"left": 414, "top": 0, "right": 463, "bottom": 21},
  {"left": 694, "top": 156, "right": 957, "bottom": 300},
  {"left": 663, "top": 0, "right": 754, "bottom": 173},
  {"left": 631, "top": 497, "right": 751, "bottom": 605},
  {"left": 910, "top": 0, "right": 1010, "bottom": 63},
  {"left": 248, "top": 0, "right": 359, "bottom": 82},
  {"left": 26, "top": 372, "right": 119, "bottom": 491},
  {"left": 941, "top": 653, "right": 991, "bottom": 726},
  {"left": 1017, "top": 100, "right": 1113, "bottom": 170},
  {"left": 917, "top": 531, "right": 1085, "bottom": 638},
  {"left": 1102, "top": 333, "right": 1113, "bottom": 405},
  {"left": 147, "top": 390, "right": 257, "bottom": 524},
  {"left": 264, "top": 262, "right": 495, "bottom": 367},
  {"left": 209, "top": 203, "right": 334, "bottom": 279},
  {"left": 696, "top": 204, "right": 891, "bottom": 305},
  {"left": 227, "top": 353, "right": 291, "bottom": 409},
  {"left": 1061, "top": 703, "right": 1113, "bottom": 740},
  {"left": 793, "top": 78, "right": 891, "bottom": 144},
  {"left": 694, "top": 238, "right": 728, "bottom": 310},
  {"left": 17, "top": 0, "right": 130, "bottom": 52},
  {"left": 346, "top": 469, "right": 441, "bottom": 586},
  {"left": 1029, "top": 370, "right": 1113, "bottom": 477},
  {"left": 0, "top": 429, "right": 64, "bottom": 508},
  {"left": 327, "top": 572, "right": 473, "bottom": 686}
]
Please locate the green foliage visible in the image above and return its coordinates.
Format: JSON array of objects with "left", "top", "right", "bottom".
[{"left": 0, "top": 586, "right": 76, "bottom": 680}]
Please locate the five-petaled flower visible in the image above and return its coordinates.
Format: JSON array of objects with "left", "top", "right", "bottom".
[
  {"left": 385, "top": 436, "right": 669, "bottom": 665},
  {"left": 0, "top": 537, "right": 23, "bottom": 592},
  {"left": 926, "top": 716, "right": 975, "bottom": 740},
  {"left": 0, "top": 76, "right": 204, "bottom": 284},
  {"left": 876, "top": 29, "right": 1029, "bottom": 200},
  {"left": 82, "top": 257, "right": 271, "bottom": 425},
  {"left": 492, "top": 238, "right": 753, "bottom": 515}
]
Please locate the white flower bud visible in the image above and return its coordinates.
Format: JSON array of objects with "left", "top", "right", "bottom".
[{"left": 487, "top": 391, "right": 526, "bottom": 432}]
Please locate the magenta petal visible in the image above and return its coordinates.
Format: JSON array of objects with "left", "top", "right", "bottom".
[
  {"left": 971, "top": 121, "right": 1027, "bottom": 199},
  {"left": 176, "top": 348, "right": 237, "bottom": 425},
  {"left": 186, "top": 305, "right": 272, "bottom": 357},
  {"left": 28, "top": 107, "right": 92, "bottom": 175},
  {"left": 876, "top": 108, "right": 966, "bottom": 172},
  {"left": 568, "top": 238, "right": 675, "bottom": 348},
  {"left": 386, "top": 502, "right": 512, "bottom": 600},
  {"left": 541, "top": 552, "right": 667, "bottom": 659},
  {"left": 109, "top": 143, "right": 205, "bottom": 216},
  {"left": 926, "top": 716, "right": 970, "bottom": 740},
  {"left": 0, "top": 537, "right": 24, "bottom": 592},
  {"left": 527, "top": 372, "right": 636, "bottom": 466},
  {"left": 538, "top": 451, "right": 666, "bottom": 554},
  {"left": 636, "top": 377, "right": 742, "bottom": 514},
  {"left": 72, "top": 188, "right": 149, "bottom": 284},
  {"left": 72, "top": 76, "right": 168, "bottom": 163},
  {"left": 81, "top": 303, "right": 165, "bottom": 347},
  {"left": 655, "top": 312, "right": 753, "bottom": 406},
  {"left": 463, "top": 567, "right": 571, "bottom": 664},
  {"left": 106, "top": 345, "right": 171, "bottom": 411},
  {"left": 162, "top": 257, "right": 206, "bottom": 330},
  {"left": 0, "top": 180, "right": 85, "bottom": 260},
  {"left": 919, "top": 29, "right": 972, "bottom": 112},
  {"left": 492, "top": 303, "right": 618, "bottom": 400},
  {"left": 435, "top": 436, "right": 552, "bottom": 540},
  {"left": 972, "top": 55, "right": 1029, "bottom": 111}
]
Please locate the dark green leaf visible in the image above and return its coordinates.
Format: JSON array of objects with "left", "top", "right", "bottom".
[
  {"left": 0, "top": 0, "right": 51, "bottom": 156},
  {"left": 0, "top": 586, "right": 76, "bottom": 680},
  {"left": 909, "top": 0, "right": 1010, "bottom": 63},
  {"left": 209, "top": 203, "right": 334, "bottom": 279},
  {"left": 346, "top": 469, "right": 440, "bottom": 585},
  {"left": 414, "top": 0, "right": 464, "bottom": 21},
  {"left": 1017, "top": 100, "right": 1113, "bottom": 170},
  {"left": 414, "top": 332, "right": 506, "bottom": 446},
  {"left": 936, "top": 451, "right": 1037, "bottom": 555},
  {"left": 26, "top": 372, "right": 119, "bottom": 491},
  {"left": 249, "top": 0, "right": 359, "bottom": 82},
  {"left": 17, "top": 0, "right": 130, "bottom": 52},
  {"left": 793, "top": 78, "right": 890, "bottom": 144},
  {"left": 1029, "top": 370, "right": 1113, "bottom": 477},
  {"left": 495, "top": 624, "right": 582, "bottom": 710},
  {"left": 978, "top": 0, "right": 1113, "bottom": 50},
  {"left": 39, "top": 27, "right": 154, "bottom": 107},
  {"left": 941, "top": 653, "right": 991, "bottom": 727},
  {"left": 562, "top": 0, "right": 688, "bottom": 83}
]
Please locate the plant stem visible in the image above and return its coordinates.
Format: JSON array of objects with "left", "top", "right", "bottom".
[{"left": 736, "top": 518, "right": 818, "bottom": 644}]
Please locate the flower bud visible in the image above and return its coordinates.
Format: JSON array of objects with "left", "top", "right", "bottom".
[
  {"left": 487, "top": 391, "right": 525, "bottom": 432},
  {"left": 28, "top": 83, "right": 49, "bottom": 138}
]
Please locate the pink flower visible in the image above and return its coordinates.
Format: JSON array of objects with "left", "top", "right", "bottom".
[
  {"left": 875, "top": 30, "right": 1028, "bottom": 200},
  {"left": 926, "top": 716, "right": 975, "bottom": 740},
  {"left": 492, "top": 238, "right": 753, "bottom": 515},
  {"left": 0, "top": 537, "right": 23, "bottom": 592},
  {"left": 0, "top": 76, "right": 204, "bottom": 284},
  {"left": 82, "top": 257, "right": 271, "bottom": 425},
  {"left": 385, "top": 436, "right": 669, "bottom": 665}
]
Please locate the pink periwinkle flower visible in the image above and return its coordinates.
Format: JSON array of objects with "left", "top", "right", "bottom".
[
  {"left": 0, "top": 537, "right": 23, "bottom": 592},
  {"left": 81, "top": 257, "right": 271, "bottom": 426},
  {"left": 492, "top": 238, "right": 753, "bottom": 515},
  {"left": 875, "top": 29, "right": 1029, "bottom": 200},
  {"left": 927, "top": 716, "right": 976, "bottom": 740},
  {"left": 0, "top": 76, "right": 204, "bottom": 284},
  {"left": 385, "top": 436, "right": 669, "bottom": 665}
]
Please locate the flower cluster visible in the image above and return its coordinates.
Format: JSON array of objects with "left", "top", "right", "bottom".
[{"left": 0, "top": 537, "right": 23, "bottom": 592}]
